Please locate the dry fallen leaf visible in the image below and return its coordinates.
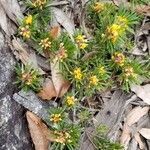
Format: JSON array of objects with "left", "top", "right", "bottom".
[
  {"left": 26, "top": 111, "right": 56, "bottom": 150},
  {"left": 51, "top": 59, "right": 70, "bottom": 97},
  {"left": 11, "top": 38, "right": 45, "bottom": 75},
  {"left": 12, "top": 38, "right": 29, "bottom": 64},
  {"left": 37, "top": 78, "right": 57, "bottom": 100},
  {"left": 126, "top": 106, "right": 149, "bottom": 126},
  {"left": 120, "top": 123, "right": 131, "bottom": 150},
  {"left": 139, "top": 128, "right": 150, "bottom": 140},
  {"left": 0, "top": 0, "right": 23, "bottom": 24},
  {"left": 131, "top": 84, "right": 150, "bottom": 105},
  {"left": 135, "top": 5, "right": 150, "bottom": 16},
  {"left": 52, "top": 7, "right": 75, "bottom": 35},
  {"left": 112, "top": 0, "right": 129, "bottom": 6},
  {"left": 134, "top": 132, "right": 145, "bottom": 149}
]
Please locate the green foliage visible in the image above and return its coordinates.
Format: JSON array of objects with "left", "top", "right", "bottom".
[
  {"left": 130, "top": 0, "right": 150, "bottom": 5},
  {"left": 94, "top": 136, "right": 124, "bottom": 150},
  {"left": 88, "top": 2, "right": 139, "bottom": 52},
  {"left": 16, "top": 1, "right": 150, "bottom": 149},
  {"left": 94, "top": 125, "right": 124, "bottom": 150},
  {"left": 15, "top": 64, "right": 42, "bottom": 92},
  {"left": 47, "top": 107, "right": 81, "bottom": 150},
  {"left": 77, "top": 109, "right": 92, "bottom": 126}
]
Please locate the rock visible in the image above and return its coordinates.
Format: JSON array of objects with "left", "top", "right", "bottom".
[
  {"left": 13, "top": 90, "right": 55, "bottom": 121},
  {"left": 0, "top": 31, "right": 33, "bottom": 149},
  {"left": 0, "top": 96, "right": 33, "bottom": 150},
  {"left": 0, "top": 1, "right": 34, "bottom": 149}
]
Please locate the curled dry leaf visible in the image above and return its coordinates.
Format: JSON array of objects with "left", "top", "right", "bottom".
[
  {"left": 12, "top": 38, "right": 29, "bottom": 64},
  {"left": 52, "top": 7, "right": 75, "bottom": 35},
  {"left": 51, "top": 59, "right": 70, "bottom": 97},
  {"left": 120, "top": 123, "right": 131, "bottom": 150},
  {"left": 26, "top": 111, "right": 56, "bottom": 150},
  {"left": 40, "top": 26, "right": 70, "bottom": 100},
  {"left": 49, "top": 26, "right": 70, "bottom": 98},
  {"left": 126, "top": 106, "right": 149, "bottom": 126},
  {"left": 134, "top": 132, "right": 145, "bottom": 149},
  {"left": 37, "top": 78, "right": 57, "bottom": 100},
  {"left": 139, "top": 128, "right": 150, "bottom": 140},
  {"left": 131, "top": 84, "right": 150, "bottom": 105},
  {"left": 11, "top": 38, "right": 45, "bottom": 75}
]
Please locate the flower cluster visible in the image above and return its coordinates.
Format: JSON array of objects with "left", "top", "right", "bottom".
[
  {"left": 65, "top": 96, "right": 76, "bottom": 107},
  {"left": 98, "top": 66, "right": 106, "bottom": 75},
  {"left": 24, "top": 15, "right": 33, "bottom": 25},
  {"left": 92, "top": 2, "right": 104, "bottom": 13},
  {"left": 72, "top": 68, "right": 83, "bottom": 81},
  {"left": 56, "top": 43, "right": 68, "bottom": 61},
  {"left": 39, "top": 38, "right": 51, "bottom": 50},
  {"left": 50, "top": 113, "right": 62, "bottom": 124},
  {"left": 48, "top": 107, "right": 81, "bottom": 149},
  {"left": 124, "top": 66, "right": 137, "bottom": 79},
  {"left": 106, "top": 14, "right": 129, "bottom": 43},
  {"left": 111, "top": 52, "right": 138, "bottom": 86},
  {"left": 116, "top": 16, "right": 128, "bottom": 30},
  {"left": 19, "top": 25, "right": 31, "bottom": 39},
  {"left": 106, "top": 24, "right": 122, "bottom": 43},
  {"left": 19, "top": 15, "right": 33, "bottom": 39},
  {"left": 32, "top": 0, "right": 47, "bottom": 9},
  {"left": 112, "top": 52, "right": 125, "bottom": 66},
  {"left": 54, "top": 131, "right": 72, "bottom": 144},
  {"left": 89, "top": 75, "right": 99, "bottom": 86},
  {"left": 15, "top": 65, "right": 41, "bottom": 91},
  {"left": 75, "top": 34, "right": 88, "bottom": 49}
]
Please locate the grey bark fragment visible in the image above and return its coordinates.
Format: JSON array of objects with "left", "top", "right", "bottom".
[
  {"left": 13, "top": 90, "right": 54, "bottom": 120},
  {"left": 79, "top": 127, "right": 95, "bottom": 150},
  {"left": 95, "top": 91, "right": 135, "bottom": 141}
]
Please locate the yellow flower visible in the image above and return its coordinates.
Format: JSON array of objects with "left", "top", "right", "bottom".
[
  {"left": 57, "top": 43, "right": 68, "bottom": 61},
  {"left": 75, "top": 34, "right": 88, "bottom": 49},
  {"left": 92, "top": 2, "right": 104, "bottom": 13},
  {"left": 39, "top": 38, "right": 51, "bottom": 50},
  {"left": 50, "top": 114, "right": 62, "bottom": 123},
  {"left": 66, "top": 96, "right": 76, "bottom": 107},
  {"left": 54, "top": 131, "right": 71, "bottom": 144},
  {"left": 32, "top": 0, "right": 47, "bottom": 9},
  {"left": 80, "top": 43, "right": 88, "bottom": 50},
  {"left": 107, "top": 24, "right": 121, "bottom": 43},
  {"left": 21, "top": 72, "right": 37, "bottom": 86},
  {"left": 124, "top": 66, "right": 135, "bottom": 78},
  {"left": 19, "top": 25, "right": 31, "bottom": 39},
  {"left": 73, "top": 68, "right": 83, "bottom": 80},
  {"left": 112, "top": 52, "right": 125, "bottom": 66},
  {"left": 99, "top": 66, "right": 106, "bottom": 75},
  {"left": 89, "top": 75, "right": 99, "bottom": 86},
  {"left": 75, "top": 35, "right": 86, "bottom": 42},
  {"left": 116, "top": 16, "right": 128, "bottom": 29},
  {"left": 24, "top": 15, "right": 32, "bottom": 25}
]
